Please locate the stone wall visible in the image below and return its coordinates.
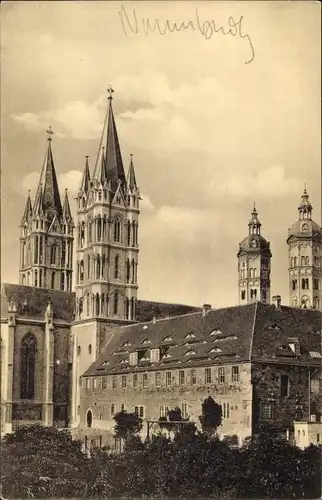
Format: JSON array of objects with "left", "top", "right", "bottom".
[
  {"left": 252, "top": 362, "right": 322, "bottom": 436},
  {"left": 79, "top": 362, "right": 253, "bottom": 445}
]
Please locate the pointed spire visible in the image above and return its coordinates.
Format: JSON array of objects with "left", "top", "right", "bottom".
[
  {"left": 62, "top": 189, "right": 72, "bottom": 222},
  {"left": 21, "top": 190, "right": 33, "bottom": 225},
  {"left": 33, "top": 183, "right": 44, "bottom": 217},
  {"left": 33, "top": 128, "right": 63, "bottom": 220},
  {"left": 92, "top": 88, "right": 126, "bottom": 190},
  {"left": 127, "top": 154, "right": 137, "bottom": 191},
  {"left": 248, "top": 203, "right": 261, "bottom": 235},
  {"left": 79, "top": 156, "right": 91, "bottom": 193}
]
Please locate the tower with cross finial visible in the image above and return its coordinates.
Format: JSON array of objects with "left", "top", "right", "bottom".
[
  {"left": 287, "top": 187, "right": 322, "bottom": 310},
  {"left": 70, "top": 89, "right": 140, "bottom": 426},
  {"left": 237, "top": 205, "right": 272, "bottom": 304},
  {"left": 19, "top": 127, "right": 74, "bottom": 291}
]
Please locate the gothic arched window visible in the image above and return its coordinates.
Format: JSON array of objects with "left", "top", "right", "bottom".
[
  {"left": 51, "top": 271, "right": 55, "bottom": 289},
  {"left": 96, "top": 255, "right": 101, "bottom": 279},
  {"left": 114, "top": 218, "right": 121, "bottom": 242},
  {"left": 95, "top": 294, "right": 100, "bottom": 316},
  {"left": 125, "top": 297, "right": 130, "bottom": 319},
  {"left": 50, "top": 245, "right": 57, "bottom": 265},
  {"left": 86, "top": 409, "right": 93, "bottom": 428},
  {"left": 20, "top": 334, "right": 36, "bottom": 400},
  {"left": 126, "top": 259, "right": 130, "bottom": 283}
]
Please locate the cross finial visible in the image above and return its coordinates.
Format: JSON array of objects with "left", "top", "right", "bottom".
[
  {"left": 46, "top": 126, "right": 54, "bottom": 141},
  {"left": 107, "top": 85, "right": 114, "bottom": 100}
]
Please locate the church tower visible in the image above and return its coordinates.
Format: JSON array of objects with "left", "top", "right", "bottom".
[
  {"left": 74, "top": 88, "right": 140, "bottom": 322},
  {"left": 237, "top": 205, "right": 272, "bottom": 305},
  {"left": 287, "top": 187, "right": 322, "bottom": 310},
  {"left": 70, "top": 89, "right": 140, "bottom": 427},
  {"left": 19, "top": 129, "right": 74, "bottom": 291}
]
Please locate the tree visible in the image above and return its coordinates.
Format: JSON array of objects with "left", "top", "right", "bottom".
[
  {"left": 0, "top": 424, "right": 92, "bottom": 498},
  {"left": 199, "top": 396, "right": 222, "bottom": 437},
  {"left": 113, "top": 410, "right": 143, "bottom": 441}
]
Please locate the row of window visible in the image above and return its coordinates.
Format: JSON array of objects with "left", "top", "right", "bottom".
[
  {"left": 87, "top": 400, "right": 236, "bottom": 427},
  {"left": 77, "top": 293, "right": 136, "bottom": 319},
  {"left": 85, "top": 366, "right": 241, "bottom": 391},
  {"left": 241, "top": 289, "right": 267, "bottom": 301},
  {"left": 290, "top": 256, "right": 321, "bottom": 268},
  {"left": 22, "top": 268, "right": 71, "bottom": 290},
  {"left": 77, "top": 255, "right": 138, "bottom": 284},
  {"left": 291, "top": 296, "right": 320, "bottom": 309},
  {"left": 78, "top": 219, "right": 138, "bottom": 248},
  {"left": 292, "top": 278, "right": 319, "bottom": 291}
]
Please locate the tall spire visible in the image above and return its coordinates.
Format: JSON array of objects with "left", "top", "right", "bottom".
[
  {"left": 33, "top": 128, "right": 63, "bottom": 220},
  {"left": 79, "top": 156, "right": 91, "bottom": 193},
  {"left": 62, "top": 189, "right": 72, "bottom": 222},
  {"left": 21, "top": 191, "right": 33, "bottom": 225},
  {"left": 92, "top": 88, "right": 126, "bottom": 189},
  {"left": 127, "top": 154, "right": 137, "bottom": 191}
]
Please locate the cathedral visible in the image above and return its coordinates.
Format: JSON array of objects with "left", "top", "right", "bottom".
[{"left": 1, "top": 91, "right": 321, "bottom": 443}]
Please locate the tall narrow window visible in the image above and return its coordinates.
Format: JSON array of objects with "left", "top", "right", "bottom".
[
  {"left": 79, "top": 260, "right": 84, "bottom": 282},
  {"left": 114, "top": 292, "right": 118, "bottom": 314},
  {"left": 114, "top": 219, "right": 121, "bottom": 242},
  {"left": 20, "top": 334, "right": 36, "bottom": 400},
  {"left": 39, "top": 269, "right": 43, "bottom": 288},
  {"left": 205, "top": 368, "right": 211, "bottom": 384},
  {"left": 127, "top": 221, "right": 131, "bottom": 246},
  {"left": 114, "top": 255, "right": 119, "bottom": 279},
  {"left": 61, "top": 241, "right": 66, "bottom": 266},
  {"left": 126, "top": 259, "right": 130, "bottom": 283},
  {"left": 179, "top": 370, "right": 185, "bottom": 386},
  {"left": 280, "top": 375, "right": 290, "bottom": 397},
  {"left": 61, "top": 273, "right": 65, "bottom": 291},
  {"left": 34, "top": 270, "right": 38, "bottom": 287},
  {"left": 51, "top": 272, "right": 55, "bottom": 289},
  {"left": 166, "top": 371, "right": 172, "bottom": 386},
  {"left": 131, "top": 259, "right": 135, "bottom": 284},
  {"left": 34, "top": 236, "right": 39, "bottom": 264},
  {"left": 87, "top": 255, "right": 91, "bottom": 279},
  {"left": 125, "top": 297, "right": 130, "bottom": 319},
  {"left": 50, "top": 245, "right": 56, "bottom": 265},
  {"left": 96, "top": 255, "right": 101, "bottom": 279}
]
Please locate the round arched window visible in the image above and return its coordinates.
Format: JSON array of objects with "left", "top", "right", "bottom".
[
  {"left": 88, "top": 344, "right": 92, "bottom": 354},
  {"left": 301, "top": 223, "right": 309, "bottom": 233}
]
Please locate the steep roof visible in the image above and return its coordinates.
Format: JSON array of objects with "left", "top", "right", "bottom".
[
  {"left": 20, "top": 192, "right": 33, "bottom": 225},
  {"left": 62, "top": 189, "right": 73, "bottom": 222},
  {"left": 1, "top": 283, "right": 75, "bottom": 323},
  {"left": 83, "top": 302, "right": 322, "bottom": 377},
  {"left": 33, "top": 138, "right": 63, "bottom": 221},
  {"left": 92, "top": 94, "right": 126, "bottom": 190},
  {"left": 126, "top": 155, "right": 137, "bottom": 191},
  {"left": 83, "top": 302, "right": 258, "bottom": 376},
  {"left": 79, "top": 156, "right": 91, "bottom": 193}
]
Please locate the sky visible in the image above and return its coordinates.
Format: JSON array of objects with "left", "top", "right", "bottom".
[{"left": 1, "top": 1, "right": 321, "bottom": 308}]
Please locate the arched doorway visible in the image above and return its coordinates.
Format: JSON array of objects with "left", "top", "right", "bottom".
[{"left": 86, "top": 409, "right": 93, "bottom": 428}]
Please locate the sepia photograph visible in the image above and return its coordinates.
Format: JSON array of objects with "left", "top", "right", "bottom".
[{"left": 1, "top": 1, "right": 321, "bottom": 498}]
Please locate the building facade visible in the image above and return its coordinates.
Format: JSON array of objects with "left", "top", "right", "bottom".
[
  {"left": 287, "top": 188, "right": 322, "bottom": 311},
  {"left": 79, "top": 302, "right": 322, "bottom": 448},
  {"left": 237, "top": 206, "right": 272, "bottom": 305}
]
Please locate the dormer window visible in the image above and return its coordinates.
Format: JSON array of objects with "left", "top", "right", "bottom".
[
  {"left": 209, "top": 329, "right": 222, "bottom": 336},
  {"left": 288, "top": 339, "right": 300, "bottom": 355},
  {"left": 268, "top": 324, "right": 281, "bottom": 330},
  {"left": 120, "top": 359, "right": 128, "bottom": 365},
  {"left": 123, "top": 341, "right": 132, "bottom": 347},
  {"left": 162, "top": 353, "right": 171, "bottom": 359},
  {"left": 301, "top": 223, "right": 309, "bottom": 233},
  {"left": 250, "top": 239, "right": 257, "bottom": 248},
  {"left": 185, "top": 350, "right": 196, "bottom": 356},
  {"left": 141, "top": 338, "right": 151, "bottom": 345},
  {"left": 164, "top": 336, "right": 172, "bottom": 342},
  {"left": 185, "top": 333, "right": 195, "bottom": 339},
  {"left": 100, "top": 360, "right": 109, "bottom": 367},
  {"left": 209, "top": 348, "right": 222, "bottom": 353}
]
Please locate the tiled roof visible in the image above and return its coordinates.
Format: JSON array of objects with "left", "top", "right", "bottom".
[
  {"left": 83, "top": 302, "right": 258, "bottom": 376},
  {"left": 1, "top": 283, "right": 75, "bottom": 322},
  {"left": 83, "top": 302, "right": 322, "bottom": 377},
  {"left": 1, "top": 284, "right": 198, "bottom": 325}
]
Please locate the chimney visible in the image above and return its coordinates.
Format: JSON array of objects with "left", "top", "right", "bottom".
[
  {"left": 202, "top": 304, "right": 212, "bottom": 316},
  {"left": 272, "top": 295, "right": 282, "bottom": 310}
]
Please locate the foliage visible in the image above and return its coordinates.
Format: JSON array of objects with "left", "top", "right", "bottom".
[
  {"left": 1, "top": 423, "right": 321, "bottom": 499},
  {"left": 113, "top": 409, "right": 143, "bottom": 440},
  {"left": 199, "top": 396, "right": 223, "bottom": 437}
]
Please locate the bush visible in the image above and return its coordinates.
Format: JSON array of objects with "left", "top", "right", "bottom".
[{"left": 1, "top": 423, "right": 320, "bottom": 498}]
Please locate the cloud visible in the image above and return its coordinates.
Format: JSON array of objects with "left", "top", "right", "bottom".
[
  {"left": 216, "top": 165, "right": 301, "bottom": 199},
  {"left": 140, "top": 194, "right": 155, "bottom": 212}
]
